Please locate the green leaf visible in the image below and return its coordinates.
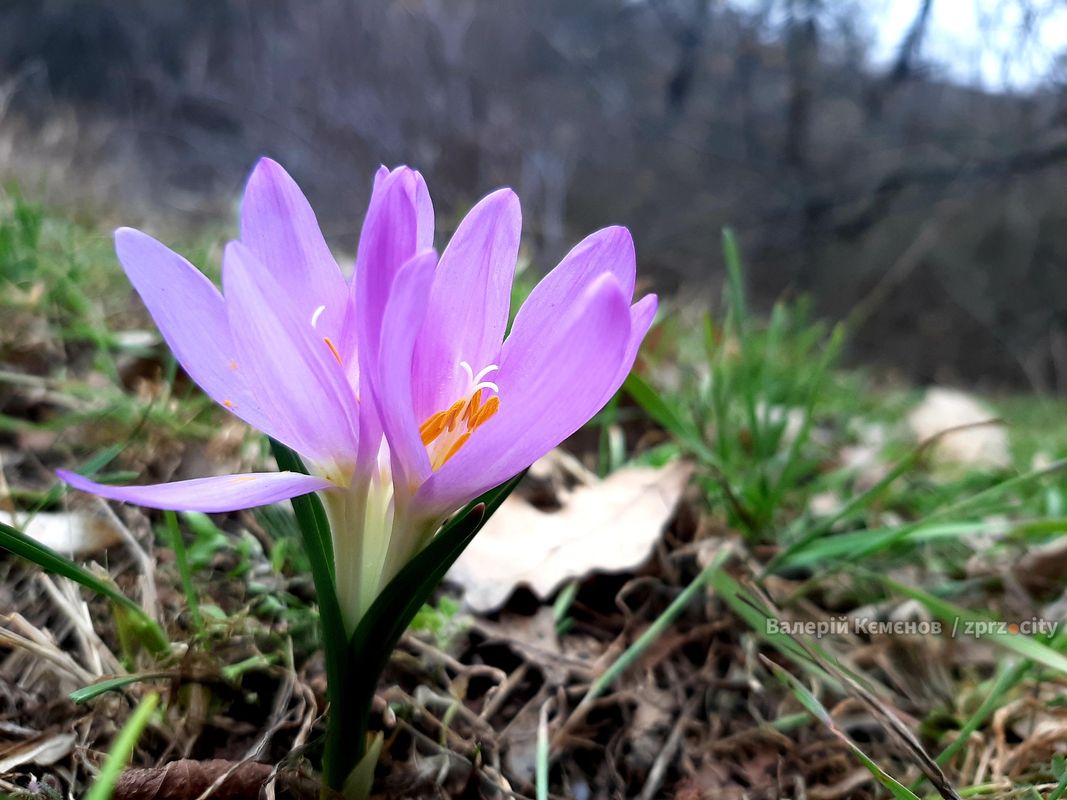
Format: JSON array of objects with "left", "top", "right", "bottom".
[
  {"left": 70, "top": 673, "right": 170, "bottom": 704},
  {"left": 84, "top": 692, "right": 159, "bottom": 800},
  {"left": 0, "top": 521, "right": 169, "bottom": 655},
  {"left": 337, "top": 471, "right": 526, "bottom": 785},
  {"left": 269, "top": 440, "right": 348, "bottom": 787},
  {"left": 624, "top": 372, "right": 715, "bottom": 463},
  {"left": 341, "top": 732, "right": 384, "bottom": 800}
]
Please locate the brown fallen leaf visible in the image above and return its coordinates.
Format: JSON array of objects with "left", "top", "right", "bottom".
[
  {"left": 1013, "top": 535, "right": 1067, "bottom": 599},
  {"left": 906, "top": 387, "right": 1009, "bottom": 470},
  {"left": 448, "top": 459, "right": 692, "bottom": 612},
  {"left": 113, "top": 759, "right": 318, "bottom": 800}
]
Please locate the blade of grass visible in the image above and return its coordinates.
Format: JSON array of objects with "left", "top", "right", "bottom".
[
  {"left": 911, "top": 630, "right": 1067, "bottom": 793},
  {"left": 721, "top": 227, "right": 747, "bottom": 342},
  {"left": 84, "top": 692, "right": 159, "bottom": 800},
  {"left": 221, "top": 654, "right": 276, "bottom": 682},
  {"left": 624, "top": 372, "right": 715, "bottom": 464},
  {"left": 70, "top": 674, "right": 170, "bottom": 704},
  {"left": 845, "top": 457, "right": 1067, "bottom": 564},
  {"left": 874, "top": 573, "right": 1067, "bottom": 675},
  {"left": 705, "top": 562, "right": 832, "bottom": 677},
  {"left": 596, "top": 393, "right": 621, "bottom": 477},
  {"left": 0, "top": 521, "right": 168, "bottom": 654},
  {"left": 779, "top": 520, "right": 1016, "bottom": 568},
  {"left": 766, "top": 436, "right": 934, "bottom": 573},
  {"left": 1049, "top": 756, "right": 1067, "bottom": 800},
  {"left": 163, "top": 511, "right": 202, "bottom": 633},
  {"left": 773, "top": 453, "right": 1067, "bottom": 575},
  {"left": 907, "top": 659, "right": 1031, "bottom": 796},
  {"left": 575, "top": 545, "right": 732, "bottom": 713},
  {"left": 766, "top": 323, "right": 845, "bottom": 513},
  {"left": 764, "top": 658, "right": 923, "bottom": 800}
]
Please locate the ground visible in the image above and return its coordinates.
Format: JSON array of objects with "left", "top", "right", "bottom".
[{"left": 3, "top": 195, "right": 1067, "bottom": 799}]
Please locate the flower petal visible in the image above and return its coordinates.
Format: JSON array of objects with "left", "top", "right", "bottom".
[
  {"left": 411, "top": 189, "right": 520, "bottom": 420},
  {"left": 58, "top": 469, "right": 332, "bottom": 513},
  {"left": 239, "top": 158, "right": 348, "bottom": 342},
  {"left": 507, "top": 226, "right": 636, "bottom": 345},
  {"left": 417, "top": 273, "right": 632, "bottom": 513},
  {"left": 345, "top": 166, "right": 429, "bottom": 464},
  {"left": 375, "top": 249, "right": 438, "bottom": 488},
  {"left": 223, "top": 241, "right": 360, "bottom": 468},
  {"left": 412, "top": 170, "right": 435, "bottom": 251},
  {"left": 605, "top": 293, "right": 658, "bottom": 404},
  {"left": 350, "top": 167, "right": 426, "bottom": 363},
  {"left": 373, "top": 164, "right": 434, "bottom": 249},
  {"left": 114, "top": 227, "right": 273, "bottom": 434}
]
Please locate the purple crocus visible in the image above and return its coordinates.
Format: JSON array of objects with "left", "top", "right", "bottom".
[{"left": 60, "top": 159, "right": 657, "bottom": 632}]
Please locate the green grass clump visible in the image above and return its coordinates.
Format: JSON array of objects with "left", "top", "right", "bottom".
[
  {"left": 625, "top": 228, "right": 1067, "bottom": 797},
  {"left": 627, "top": 229, "right": 849, "bottom": 539}
]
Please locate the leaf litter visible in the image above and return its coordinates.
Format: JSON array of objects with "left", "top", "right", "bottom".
[{"left": 449, "top": 454, "right": 693, "bottom": 612}]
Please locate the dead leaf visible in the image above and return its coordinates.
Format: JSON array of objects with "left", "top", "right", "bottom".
[
  {"left": 1013, "top": 535, "right": 1067, "bottom": 599},
  {"left": 0, "top": 732, "right": 75, "bottom": 773},
  {"left": 907, "top": 388, "right": 1009, "bottom": 470},
  {"left": 15, "top": 511, "right": 124, "bottom": 555},
  {"left": 449, "top": 459, "right": 692, "bottom": 612},
  {"left": 112, "top": 759, "right": 317, "bottom": 800}
]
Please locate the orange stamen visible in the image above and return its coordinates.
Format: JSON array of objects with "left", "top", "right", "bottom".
[
  {"left": 444, "top": 400, "right": 465, "bottom": 432},
  {"left": 418, "top": 384, "right": 501, "bottom": 471},
  {"left": 419, "top": 410, "right": 448, "bottom": 445},
  {"left": 463, "top": 390, "right": 482, "bottom": 424},
  {"left": 227, "top": 360, "right": 238, "bottom": 371},
  {"left": 440, "top": 432, "right": 471, "bottom": 467},
  {"left": 474, "top": 395, "right": 500, "bottom": 428},
  {"left": 323, "top": 337, "right": 343, "bottom": 365},
  {"left": 223, "top": 399, "right": 235, "bottom": 408}
]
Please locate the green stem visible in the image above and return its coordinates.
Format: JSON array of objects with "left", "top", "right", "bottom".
[{"left": 269, "top": 441, "right": 353, "bottom": 792}]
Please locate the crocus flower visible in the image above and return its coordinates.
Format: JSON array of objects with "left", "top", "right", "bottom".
[{"left": 60, "top": 159, "right": 657, "bottom": 633}]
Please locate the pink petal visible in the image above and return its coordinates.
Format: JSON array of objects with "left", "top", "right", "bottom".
[
  {"left": 114, "top": 227, "right": 272, "bottom": 434},
  {"left": 417, "top": 273, "right": 632, "bottom": 513},
  {"left": 239, "top": 158, "right": 349, "bottom": 343},
  {"left": 345, "top": 166, "right": 427, "bottom": 465},
  {"left": 223, "top": 241, "right": 360, "bottom": 467},
  {"left": 350, "top": 168, "right": 424, "bottom": 362},
  {"left": 373, "top": 165, "right": 434, "bottom": 250},
  {"left": 606, "top": 293, "right": 658, "bottom": 404},
  {"left": 507, "top": 227, "right": 636, "bottom": 345},
  {"left": 375, "top": 250, "right": 438, "bottom": 487},
  {"left": 58, "top": 469, "right": 332, "bottom": 513},
  {"left": 412, "top": 189, "right": 520, "bottom": 420}
]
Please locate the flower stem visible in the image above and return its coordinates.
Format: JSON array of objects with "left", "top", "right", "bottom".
[{"left": 269, "top": 441, "right": 356, "bottom": 793}]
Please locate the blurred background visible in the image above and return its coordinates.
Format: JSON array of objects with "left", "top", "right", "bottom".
[{"left": 3, "top": 0, "right": 1067, "bottom": 391}]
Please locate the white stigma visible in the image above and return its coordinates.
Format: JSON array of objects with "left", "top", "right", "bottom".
[
  {"left": 310, "top": 304, "right": 327, "bottom": 328},
  {"left": 459, "top": 360, "right": 500, "bottom": 394}
]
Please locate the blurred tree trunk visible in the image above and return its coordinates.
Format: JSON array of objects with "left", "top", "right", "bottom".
[{"left": 784, "top": 0, "right": 819, "bottom": 289}]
